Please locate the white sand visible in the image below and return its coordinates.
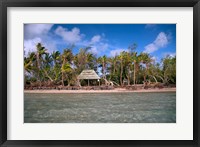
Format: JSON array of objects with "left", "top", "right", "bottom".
[{"left": 24, "top": 88, "right": 176, "bottom": 94}]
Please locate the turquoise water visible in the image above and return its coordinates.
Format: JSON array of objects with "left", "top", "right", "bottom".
[{"left": 24, "top": 92, "right": 176, "bottom": 123}]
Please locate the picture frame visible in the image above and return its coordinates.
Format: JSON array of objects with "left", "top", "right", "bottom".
[{"left": 0, "top": 0, "right": 199, "bottom": 146}]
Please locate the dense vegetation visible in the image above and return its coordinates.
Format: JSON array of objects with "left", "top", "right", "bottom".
[{"left": 24, "top": 43, "right": 176, "bottom": 88}]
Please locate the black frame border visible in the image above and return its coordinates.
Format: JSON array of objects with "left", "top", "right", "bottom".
[{"left": 0, "top": 0, "right": 199, "bottom": 146}]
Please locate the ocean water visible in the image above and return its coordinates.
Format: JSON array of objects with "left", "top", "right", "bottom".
[{"left": 24, "top": 92, "right": 176, "bottom": 123}]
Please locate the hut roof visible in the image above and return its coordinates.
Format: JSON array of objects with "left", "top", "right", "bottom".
[{"left": 78, "top": 70, "right": 100, "bottom": 80}]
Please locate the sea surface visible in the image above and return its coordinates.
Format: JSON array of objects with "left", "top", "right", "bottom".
[{"left": 24, "top": 92, "right": 176, "bottom": 123}]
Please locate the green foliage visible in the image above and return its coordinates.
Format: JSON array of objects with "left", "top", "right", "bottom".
[
  {"left": 162, "top": 55, "right": 176, "bottom": 84},
  {"left": 24, "top": 43, "right": 176, "bottom": 87}
]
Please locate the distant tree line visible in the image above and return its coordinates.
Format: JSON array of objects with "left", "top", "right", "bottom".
[{"left": 24, "top": 43, "right": 176, "bottom": 87}]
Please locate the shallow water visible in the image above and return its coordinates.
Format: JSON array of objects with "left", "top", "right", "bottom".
[{"left": 24, "top": 92, "right": 176, "bottom": 123}]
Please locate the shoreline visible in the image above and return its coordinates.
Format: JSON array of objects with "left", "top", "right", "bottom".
[{"left": 24, "top": 88, "right": 176, "bottom": 94}]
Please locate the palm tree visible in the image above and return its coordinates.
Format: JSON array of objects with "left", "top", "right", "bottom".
[
  {"left": 131, "top": 52, "right": 140, "bottom": 85},
  {"left": 36, "top": 43, "right": 47, "bottom": 70},
  {"left": 118, "top": 51, "right": 127, "bottom": 86},
  {"left": 109, "top": 56, "right": 118, "bottom": 75},
  {"left": 32, "top": 43, "right": 47, "bottom": 86},
  {"left": 148, "top": 63, "right": 161, "bottom": 83},
  {"left": 51, "top": 51, "right": 61, "bottom": 82},
  {"left": 106, "top": 56, "right": 120, "bottom": 85},
  {"left": 61, "top": 63, "right": 73, "bottom": 86},
  {"left": 52, "top": 51, "right": 61, "bottom": 65},
  {"left": 74, "top": 47, "right": 91, "bottom": 73},
  {"left": 122, "top": 51, "right": 132, "bottom": 85},
  {"left": 43, "top": 53, "right": 54, "bottom": 82},
  {"left": 162, "top": 55, "right": 176, "bottom": 84},
  {"left": 24, "top": 52, "right": 36, "bottom": 73},
  {"left": 86, "top": 52, "right": 96, "bottom": 70},
  {"left": 98, "top": 55, "right": 107, "bottom": 79},
  {"left": 24, "top": 52, "right": 37, "bottom": 86},
  {"left": 128, "top": 43, "right": 138, "bottom": 85},
  {"left": 139, "top": 53, "right": 152, "bottom": 82},
  {"left": 24, "top": 42, "right": 176, "bottom": 88},
  {"left": 61, "top": 49, "right": 73, "bottom": 86}
]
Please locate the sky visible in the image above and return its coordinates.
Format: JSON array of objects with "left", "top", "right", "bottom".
[{"left": 24, "top": 24, "right": 176, "bottom": 62}]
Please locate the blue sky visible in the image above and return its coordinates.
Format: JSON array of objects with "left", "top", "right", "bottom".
[{"left": 24, "top": 24, "right": 176, "bottom": 62}]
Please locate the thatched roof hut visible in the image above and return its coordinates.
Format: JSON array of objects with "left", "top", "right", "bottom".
[
  {"left": 78, "top": 70, "right": 100, "bottom": 80},
  {"left": 77, "top": 70, "right": 100, "bottom": 86}
]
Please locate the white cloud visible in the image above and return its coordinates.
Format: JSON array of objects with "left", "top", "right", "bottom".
[
  {"left": 24, "top": 37, "right": 57, "bottom": 56},
  {"left": 88, "top": 43, "right": 109, "bottom": 56},
  {"left": 144, "top": 32, "right": 169, "bottom": 53},
  {"left": 99, "top": 43, "right": 109, "bottom": 51},
  {"left": 110, "top": 49, "right": 128, "bottom": 57},
  {"left": 24, "top": 25, "right": 110, "bottom": 57},
  {"left": 91, "top": 35, "right": 101, "bottom": 43},
  {"left": 55, "top": 26, "right": 83, "bottom": 44},
  {"left": 85, "top": 34, "right": 109, "bottom": 56},
  {"left": 90, "top": 47, "right": 98, "bottom": 55},
  {"left": 43, "top": 42, "right": 57, "bottom": 54},
  {"left": 24, "top": 24, "right": 57, "bottom": 55},
  {"left": 24, "top": 24, "right": 53, "bottom": 39},
  {"left": 154, "top": 32, "right": 168, "bottom": 47},
  {"left": 144, "top": 43, "right": 158, "bottom": 53},
  {"left": 24, "top": 37, "right": 42, "bottom": 54},
  {"left": 163, "top": 52, "right": 176, "bottom": 57},
  {"left": 151, "top": 56, "right": 158, "bottom": 63},
  {"left": 152, "top": 56, "right": 156, "bottom": 60}
]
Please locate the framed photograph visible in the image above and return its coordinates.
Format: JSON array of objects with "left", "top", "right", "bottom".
[{"left": 0, "top": 0, "right": 199, "bottom": 146}]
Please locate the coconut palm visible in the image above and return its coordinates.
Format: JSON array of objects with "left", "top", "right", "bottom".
[
  {"left": 109, "top": 56, "right": 118, "bottom": 75},
  {"left": 131, "top": 52, "right": 140, "bottom": 85},
  {"left": 35, "top": 43, "right": 47, "bottom": 85},
  {"left": 24, "top": 42, "right": 176, "bottom": 88},
  {"left": 118, "top": 51, "right": 127, "bottom": 86},
  {"left": 74, "top": 47, "right": 91, "bottom": 73},
  {"left": 98, "top": 55, "right": 107, "bottom": 79},
  {"left": 61, "top": 49, "right": 73, "bottom": 86},
  {"left": 106, "top": 56, "right": 120, "bottom": 85},
  {"left": 139, "top": 53, "right": 152, "bottom": 82},
  {"left": 24, "top": 52, "right": 36, "bottom": 73},
  {"left": 128, "top": 43, "right": 138, "bottom": 85},
  {"left": 36, "top": 43, "right": 47, "bottom": 69},
  {"left": 52, "top": 51, "right": 61, "bottom": 65},
  {"left": 162, "top": 55, "right": 176, "bottom": 84},
  {"left": 43, "top": 53, "right": 54, "bottom": 82},
  {"left": 51, "top": 51, "right": 61, "bottom": 82},
  {"left": 122, "top": 51, "right": 132, "bottom": 85},
  {"left": 86, "top": 52, "right": 96, "bottom": 70},
  {"left": 61, "top": 63, "right": 73, "bottom": 86}
]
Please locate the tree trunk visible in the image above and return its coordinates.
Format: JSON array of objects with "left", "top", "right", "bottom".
[
  {"left": 149, "top": 75, "right": 158, "bottom": 83},
  {"left": 68, "top": 80, "right": 70, "bottom": 86},
  {"left": 127, "top": 66, "right": 130, "bottom": 86},
  {"left": 62, "top": 72, "right": 64, "bottom": 86},
  {"left": 36, "top": 53, "right": 41, "bottom": 87},
  {"left": 143, "top": 74, "right": 146, "bottom": 82},
  {"left": 43, "top": 70, "right": 53, "bottom": 82},
  {"left": 113, "top": 62, "right": 116, "bottom": 74},
  {"left": 134, "top": 63, "right": 136, "bottom": 85},
  {"left": 24, "top": 60, "right": 32, "bottom": 69},
  {"left": 127, "top": 75, "right": 130, "bottom": 86},
  {"left": 61, "top": 58, "right": 66, "bottom": 86},
  {"left": 120, "top": 61, "right": 123, "bottom": 86},
  {"left": 77, "top": 79, "right": 81, "bottom": 87},
  {"left": 103, "top": 60, "right": 105, "bottom": 79},
  {"left": 36, "top": 52, "right": 40, "bottom": 69},
  {"left": 144, "top": 63, "right": 148, "bottom": 82},
  {"left": 156, "top": 75, "right": 164, "bottom": 83}
]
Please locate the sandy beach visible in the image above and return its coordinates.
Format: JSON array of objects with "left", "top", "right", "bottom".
[{"left": 24, "top": 88, "right": 176, "bottom": 94}]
